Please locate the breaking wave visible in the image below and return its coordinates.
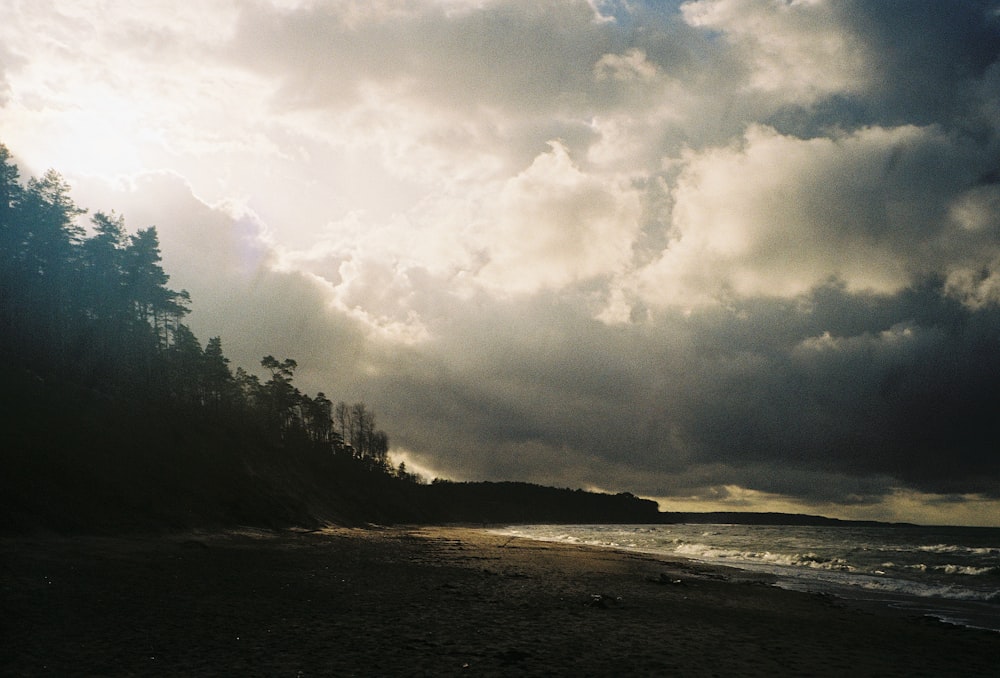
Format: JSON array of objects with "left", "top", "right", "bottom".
[
  {"left": 917, "top": 544, "right": 1000, "bottom": 557},
  {"left": 673, "top": 543, "right": 855, "bottom": 571}
]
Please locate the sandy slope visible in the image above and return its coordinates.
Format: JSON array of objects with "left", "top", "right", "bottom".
[{"left": 2, "top": 526, "right": 998, "bottom": 676}]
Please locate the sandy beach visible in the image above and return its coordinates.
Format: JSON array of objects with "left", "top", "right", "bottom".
[{"left": 2, "top": 526, "right": 998, "bottom": 676}]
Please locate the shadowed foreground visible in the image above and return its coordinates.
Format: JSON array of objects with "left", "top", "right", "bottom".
[{"left": 2, "top": 527, "right": 998, "bottom": 677}]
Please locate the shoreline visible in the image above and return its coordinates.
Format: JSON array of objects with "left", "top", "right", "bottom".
[
  {"left": 3, "top": 525, "right": 999, "bottom": 676},
  {"left": 489, "top": 524, "right": 1000, "bottom": 635}
]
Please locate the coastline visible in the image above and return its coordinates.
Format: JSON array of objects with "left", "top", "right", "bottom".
[
  {"left": 493, "top": 522, "right": 1000, "bottom": 634},
  {"left": 3, "top": 525, "right": 998, "bottom": 676}
]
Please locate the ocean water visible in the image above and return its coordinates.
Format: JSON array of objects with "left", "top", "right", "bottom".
[{"left": 492, "top": 523, "right": 1000, "bottom": 632}]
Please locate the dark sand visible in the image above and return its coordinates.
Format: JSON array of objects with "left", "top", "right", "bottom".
[{"left": 2, "top": 526, "right": 998, "bottom": 676}]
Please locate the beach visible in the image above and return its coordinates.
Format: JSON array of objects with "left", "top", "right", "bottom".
[{"left": 2, "top": 526, "right": 998, "bottom": 677}]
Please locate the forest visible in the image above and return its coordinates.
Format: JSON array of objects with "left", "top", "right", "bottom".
[
  {"left": 0, "top": 143, "right": 660, "bottom": 532},
  {"left": 0, "top": 141, "right": 392, "bottom": 467}
]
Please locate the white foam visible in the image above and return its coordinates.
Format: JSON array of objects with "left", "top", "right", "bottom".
[
  {"left": 935, "top": 564, "right": 996, "bottom": 576},
  {"left": 673, "top": 543, "right": 854, "bottom": 571},
  {"left": 917, "top": 544, "right": 1000, "bottom": 556}
]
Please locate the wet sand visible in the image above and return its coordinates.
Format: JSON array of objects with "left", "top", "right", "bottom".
[{"left": 2, "top": 526, "right": 998, "bottom": 676}]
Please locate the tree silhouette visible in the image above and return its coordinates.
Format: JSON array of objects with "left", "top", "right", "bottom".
[
  {"left": 260, "top": 356, "right": 302, "bottom": 435},
  {"left": 167, "top": 323, "right": 204, "bottom": 404},
  {"left": 15, "top": 169, "right": 86, "bottom": 364},
  {"left": 334, "top": 401, "right": 350, "bottom": 446},
  {"left": 0, "top": 144, "right": 23, "bottom": 342},
  {"left": 203, "top": 336, "right": 235, "bottom": 409},
  {"left": 303, "top": 391, "right": 334, "bottom": 444},
  {"left": 124, "top": 226, "right": 189, "bottom": 349},
  {"left": 80, "top": 212, "right": 128, "bottom": 323}
]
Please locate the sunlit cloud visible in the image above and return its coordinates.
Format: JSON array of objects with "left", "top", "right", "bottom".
[
  {"left": 635, "top": 123, "right": 985, "bottom": 307},
  {"left": 681, "top": 0, "right": 872, "bottom": 103}
]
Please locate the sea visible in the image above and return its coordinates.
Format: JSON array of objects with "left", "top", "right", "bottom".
[{"left": 492, "top": 523, "right": 1000, "bottom": 632}]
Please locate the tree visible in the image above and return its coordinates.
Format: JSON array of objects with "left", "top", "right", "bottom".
[
  {"left": 0, "top": 144, "right": 23, "bottom": 344},
  {"left": 260, "top": 355, "right": 301, "bottom": 434},
  {"left": 203, "top": 336, "right": 234, "bottom": 409},
  {"left": 369, "top": 429, "right": 390, "bottom": 470},
  {"left": 79, "top": 211, "right": 128, "bottom": 324},
  {"left": 235, "top": 366, "right": 263, "bottom": 410},
  {"left": 15, "top": 169, "right": 86, "bottom": 363},
  {"left": 124, "top": 226, "right": 189, "bottom": 348},
  {"left": 334, "top": 401, "right": 350, "bottom": 451},
  {"left": 349, "top": 401, "right": 373, "bottom": 457},
  {"left": 167, "top": 323, "right": 203, "bottom": 404},
  {"left": 343, "top": 401, "right": 390, "bottom": 470},
  {"left": 19, "top": 169, "right": 86, "bottom": 277},
  {"left": 303, "top": 391, "right": 334, "bottom": 443},
  {"left": 0, "top": 143, "right": 22, "bottom": 260}
]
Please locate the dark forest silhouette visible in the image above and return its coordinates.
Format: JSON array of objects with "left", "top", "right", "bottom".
[
  {"left": 0, "top": 141, "right": 391, "bottom": 469},
  {"left": 0, "top": 142, "right": 660, "bottom": 531}
]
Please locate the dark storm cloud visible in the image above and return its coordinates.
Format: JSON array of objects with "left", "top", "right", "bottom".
[
  {"left": 365, "top": 278, "right": 1000, "bottom": 505},
  {"left": 671, "top": 281, "right": 1000, "bottom": 497},
  {"left": 838, "top": 0, "right": 1000, "bottom": 127}
]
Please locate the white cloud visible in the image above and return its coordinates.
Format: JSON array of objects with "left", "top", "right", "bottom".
[
  {"left": 680, "top": 0, "right": 871, "bottom": 104},
  {"left": 473, "top": 141, "right": 642, "bottom": 294},
  {"left": 595, "top": 48, "right": 659, "bottom": 82},
  {"left": 636, "top": 124, "right": 982, "bottom": 307}
]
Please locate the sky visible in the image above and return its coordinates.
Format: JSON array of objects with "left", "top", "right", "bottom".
[{"left": 3, "top": 0, "right": 1000, "bottom": 526}]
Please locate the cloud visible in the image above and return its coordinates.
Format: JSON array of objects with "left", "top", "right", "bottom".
[
  {"left": 4, "top": 0, "right": 1000, "bottom": 524},
  {"left": 367, "top": 279, "right": 1000, "bottom": 508},
  {"left": 72, "top": 172, "right": 372, "bottom": 394},
  {"left": 835, "top": 0, "right": 1000, "bottom": 126},
  {"left": 472, "top": 141, "right": 642, "bottom": 294},
  {"left": 232, "top": 0, "right": 608, "bottom": 115},
  {"left": 680, "top": 0, "right": 872, "bottom": 105},
  {"left": 634, "top": 123, "right": 993, "bottom": 306}
]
